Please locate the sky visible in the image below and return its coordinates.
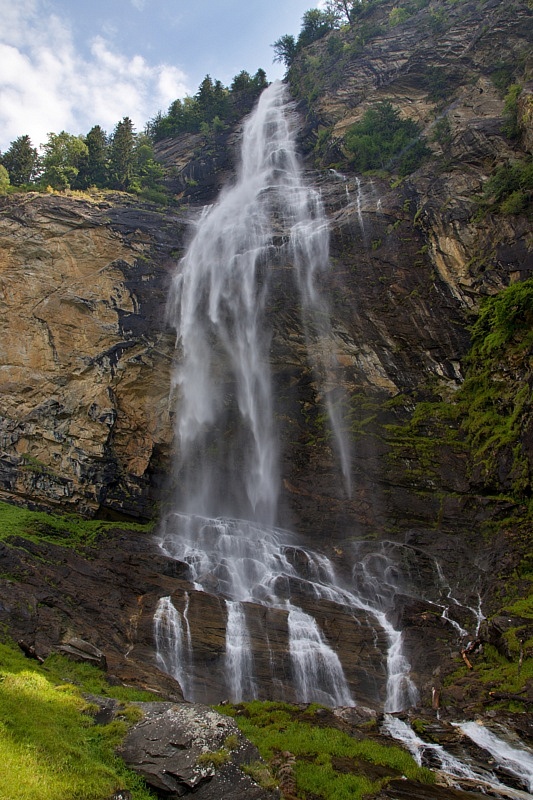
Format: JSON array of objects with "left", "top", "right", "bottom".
[{"left": 0, "top": 0, "right": 322, "bottom": 152}]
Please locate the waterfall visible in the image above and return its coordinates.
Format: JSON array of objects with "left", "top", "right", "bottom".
[
  {"left": 154, "top": 595, "right": 193, "bottom": 698},
  {"left": 225, "top": 600, "right": 257, "bottom": 701},
  {"left": 288, "top": 607, "right": 353, "bottom": 707},
  {"left": 155, "top": 80, "right": 417, "bottom": 708},
  {"left": 458, "top": 722, "right": 533, "bottom": 793},
  {"left": 384, "top": 716, "right": 533, "bottom": 797}
]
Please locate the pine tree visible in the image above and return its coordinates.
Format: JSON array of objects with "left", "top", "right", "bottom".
[
  {"left": 109, "top": 117, "right": 135, "bottom": 190},
  {"left": 1, "top": 135, "right": 40, "bottom": 185},
  {"left": 77, "top": 125, "right": 108, "bottom": 188}
]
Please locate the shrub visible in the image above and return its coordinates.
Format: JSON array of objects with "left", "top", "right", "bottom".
[{"left": 344, "top": 101, "right": 430, "bottom": 175}]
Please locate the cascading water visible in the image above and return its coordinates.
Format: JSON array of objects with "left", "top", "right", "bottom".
[
  {"left": 383, "top": 716, "right": 533, "bottom": 798},
  {"left": 155, "top": 80, "right": 417, "bottom": 708}
]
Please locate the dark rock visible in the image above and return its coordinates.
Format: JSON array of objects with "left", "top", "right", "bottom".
[
  {"left": 57, "top": 637, "right": 107, "bottom": 669},
  {"left": 118, "top": 702, "right": 278, "bottom": 799}
]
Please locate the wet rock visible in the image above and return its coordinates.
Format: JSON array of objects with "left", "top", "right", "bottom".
[
  {"left": 375, "top": 780, "right": 487, "bottom": 799},
  {"left": 118, "top": 702, "right": 278, "bottom": 799}
]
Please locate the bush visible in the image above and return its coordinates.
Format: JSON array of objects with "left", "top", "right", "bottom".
[
  {"left": 502, "top": 83, "right": 522, "bottom": 139},
  {"left": 482, "top": 157, "right": 533, "bottom": 214},
  {"left": 344, "top": 101, "right": 430, "bottom": 175}
]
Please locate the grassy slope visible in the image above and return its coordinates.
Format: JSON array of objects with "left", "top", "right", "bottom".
[{"left": 0, "top": 641, "right": 159, "bottom": 800}]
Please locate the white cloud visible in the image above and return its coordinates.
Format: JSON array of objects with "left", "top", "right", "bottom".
[{"left": 0, "top": 0, "right": 190, "bottom": 150}]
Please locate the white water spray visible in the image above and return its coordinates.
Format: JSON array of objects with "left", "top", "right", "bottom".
[
  {"left": 459, "top": 721, "right": 533, "bottom": 793},
  {"left": 225, "top": 600, "right": 257, "bottom": 701}
]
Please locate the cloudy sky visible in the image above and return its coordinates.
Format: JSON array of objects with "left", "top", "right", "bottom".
[{"left": 0, "top": 0, "right": 320, "bottom": 152}]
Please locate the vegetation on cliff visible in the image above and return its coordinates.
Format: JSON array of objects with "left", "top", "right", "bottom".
[
  {"left": 343, "top": 100, "right": 431, "bottom": 176},
  {"left": 0, "top": 500, "right": 153, "bottom": 552}
]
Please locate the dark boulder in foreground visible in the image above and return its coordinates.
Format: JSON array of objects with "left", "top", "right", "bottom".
[{"left": 118, "top": 702, "right": 279, "bottom": 799}]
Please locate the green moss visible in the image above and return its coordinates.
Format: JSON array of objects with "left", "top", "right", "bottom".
[
  {"left": 197, "top": 748, "right": 230, "bottom": 768},
  {"left": 215, "top": 701, "right": 433, "bottom": 800},
  {"left": 0, "top": 500, "right": 153, "bottom": 551},
  {"left": 241, "top": 761, "right": 278, "bottom": 790}
]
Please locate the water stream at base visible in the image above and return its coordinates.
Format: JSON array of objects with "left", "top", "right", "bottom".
[{"left": 383, "top": 715, "right": 533, "bottom": 798}]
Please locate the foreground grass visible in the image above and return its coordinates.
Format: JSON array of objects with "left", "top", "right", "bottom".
[
  {"left": 217, "top": 701, "right": 434, "bottom": 800},
  {"left": 0, "top": 500, "right": 152, "bottom": 550},
  {"left": 0, "top": 641, "right": 157, "bottom": 800}
]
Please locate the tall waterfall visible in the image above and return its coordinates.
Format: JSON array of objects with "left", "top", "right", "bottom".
[{"left": 156, "top": 81, "right": 419, "bottom": 708}]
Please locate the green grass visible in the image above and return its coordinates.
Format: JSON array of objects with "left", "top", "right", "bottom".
[
  {"left": 0, "top": 500, "right": 153, "bottom": 550},
  {"left": 0, "top": 641, "right": 157, "bottom": 800},
  {"left": 216, "top": 701, "right": 434, "bottom": 800},
  {"left": 475, "top": 644, "right": 533, "bottom": 695}
]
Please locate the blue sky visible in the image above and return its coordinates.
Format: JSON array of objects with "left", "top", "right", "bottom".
[{"left": 0, "top": 0, "right": 320, "bottom": 151}]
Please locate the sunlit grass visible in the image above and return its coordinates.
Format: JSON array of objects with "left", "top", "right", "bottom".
[{"left": 0, "top": 642, "right": 157, "bottom": 800}]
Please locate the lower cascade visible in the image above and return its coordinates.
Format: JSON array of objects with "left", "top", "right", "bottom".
[{"left": 153, "top": 80, "right": 469, "bottom": 708}]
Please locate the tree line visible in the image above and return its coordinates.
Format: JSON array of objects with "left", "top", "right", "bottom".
[
  {"left": 0, "top": 120, "right": 165, "bottom": 198},
  {"left": 147, "top": 69, "right": 268, "bottom": 141},
  {"left": 0, "top": 69, "right": 268, "bottom": 200}
]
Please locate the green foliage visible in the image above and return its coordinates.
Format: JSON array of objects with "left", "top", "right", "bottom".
[
  {"left": 490, "top": 62, "right": 517, "bottom": 94},
  {"left": 148, "top": 69, "right": 268, "bottom": 142},
  {"left": 0, "top": 135, "right": 40, "bottom": 185},
  {"left": 502, "top": 83, "right": 522, "bottom": 139},
  {"left": 344, "top": 101, "right": 430, "bottom": 175},
  {"left": 387, "top": 280, "right": 533, "bottom": 501},
  {"left": 428, "top": 8, "right": 448, "bottom": 32},
  {"left": 0, "top": 164, "right": 10, "bottom": 194},
  {"left": 40, "top": 131, "right": 89, "bottom": 190},
  {"left": 298, "top": 8, "right": 337, "bottom": 47},
  {"left": 482, "top": 156, "right": 533, "bottom": 215},
  {"left": 469, "top": 278, "right": 533, "bottom": 358},
  {"left": 109, "top": 116, "right": 136, "bottom": 190},
  {"left": 40, "top": 653, "right": 161, "bottom": 702},
  {"left": 241, "top": 761, "right": 278, "bottom": 790},
  {"left": 388, "top": 5, "right": 412, "bottom": 26},
  {"left": 216, "top": 701, "right": 433, "bottom": 800},
  {"left": 224, "top": 733, "right": 239, "bottom": 750},
  {"left": 77, "top": 125, "right": 109, "bottom": 188},
  {"left": 0, "top": 499, "right": 153, "bottom": 550},
  {"left": 197, "top": 748, "right": 230, "bottom": 767},
  {"left": 0, "top": 641, "right": 156, "bottom": 800},
  {"left": 423, "top": 66, "right": 456, "bottom": 103},
  {"left": 431, "top": 115, "right": 452, "bottom": 147},
  {"left": 272, "top": 34, "right": 298, "bottom": 67}
]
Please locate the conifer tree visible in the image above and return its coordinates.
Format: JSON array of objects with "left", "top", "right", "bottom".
[
  {"left": 78, "top": 125, "right": 108, "bottom": 188},
  {"left": 1, "top": 135, "right": 40, "bottom": 185},
  {"left": 109, "top": 117, "right": 135, "bottom": 190}
]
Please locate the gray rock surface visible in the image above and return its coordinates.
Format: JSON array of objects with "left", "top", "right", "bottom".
[{"left": 118, "top": 702, "right": 279, "bottom": 799}]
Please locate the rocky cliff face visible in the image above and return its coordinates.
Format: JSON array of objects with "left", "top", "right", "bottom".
[
  {"left": 0, "top": 192, "right": 183, "bottom": 519},
  {"left": 0, "top": 0, "right": 532, "bottom": 714}
]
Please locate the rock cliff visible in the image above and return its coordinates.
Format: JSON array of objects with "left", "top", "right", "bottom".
[
  {"left": 0, "top": 192, "right": 181, "bottom": 519},
  {"left": 0, "top": 0, "right": 532, "bottom": 717}
]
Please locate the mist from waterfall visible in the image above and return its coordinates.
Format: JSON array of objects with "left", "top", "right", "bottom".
[{"left": 155, "top": 80, "right": 419, "bottom": 709}]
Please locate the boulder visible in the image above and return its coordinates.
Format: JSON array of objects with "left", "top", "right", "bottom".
[
  {"left": 118, "top": 702, "right": 279, "bottom": 799},
  {"left": 57, "top": 636, "right": 107, "bottom": 669}
]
